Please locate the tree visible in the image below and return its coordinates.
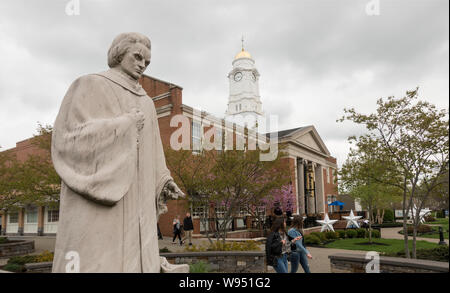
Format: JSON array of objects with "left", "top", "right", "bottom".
[
  {"left": 165, "top": 144, "right": 291, "bottom": 244},
  {"left": 339, "top": 88, "right": 449, "bottom": 257},
  {"left": 0, "top": 123, "right": 60, "bottom": 211},
  {"left": 426, "top": 169, "right": 449, "bottom": 211},
  {"left": 18, "top": 124, "right": 60, "bottom": 209},
  {"left": 203, "top": 148, "right": 290, "bottom": 243},
  {"left": 340, "top": 139, "right": 402, "bottom": 243},
  {"left": 164, "top": 147, "right": 215, "bottom": 243},
  {"left": 0, "top": 147, "right": 23, "bottom": 211}
]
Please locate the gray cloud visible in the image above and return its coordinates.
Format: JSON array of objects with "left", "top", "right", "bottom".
[{"left": 0, "top": 0, "right": 448, "bottom": 168}]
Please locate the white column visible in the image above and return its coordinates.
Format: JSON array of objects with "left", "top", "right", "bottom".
[
  {"left": 297, "top": 159, "right": 305, "bottom": 215},
  {"left": 294, "top": 158, "right": 300, "bottom": 215},
  {"left": 315, "top": 164, "right": 326, "bottom": 214}
]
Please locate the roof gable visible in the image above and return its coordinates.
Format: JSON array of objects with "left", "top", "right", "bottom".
[{"left": 284, "top": 126, "right": 331, "bottom": 156}]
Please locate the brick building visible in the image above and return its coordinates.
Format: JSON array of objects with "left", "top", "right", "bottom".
[{"left": 1, "top": 47, "right": 339, "bottom": 237}]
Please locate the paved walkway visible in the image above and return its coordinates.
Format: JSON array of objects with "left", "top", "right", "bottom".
[
  {"left": 158, "top": 236, "right": 367, "bottom": 273},
  {"left": 381, "top": 227, "right": 448, "bottom": 245},
  {"left": 2, "top": 235, "right": 370, "bottom": 273}
]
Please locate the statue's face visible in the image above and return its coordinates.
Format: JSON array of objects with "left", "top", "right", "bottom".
[{"left": 119, "top": 43, "right": 151, "bottom": 80}]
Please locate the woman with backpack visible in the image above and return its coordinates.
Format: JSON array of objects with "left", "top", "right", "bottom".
[
  {"left": 265, "top": 217, "right": 290, "bottom": 273},
  {"left": 287, "top": 215, "right": 312, "bottom": 273},
  {"left": 172, "top": 215, "right": 183, "bottom": 245}
]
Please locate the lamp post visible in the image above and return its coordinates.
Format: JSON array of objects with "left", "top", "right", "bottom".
[{"left": 438, "top": 226, "right": 446, "bottom": 245}]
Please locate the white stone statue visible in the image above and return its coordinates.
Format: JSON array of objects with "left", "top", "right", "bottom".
[{"left": 51, "top": 32, "right": 187, "bottom": 273}]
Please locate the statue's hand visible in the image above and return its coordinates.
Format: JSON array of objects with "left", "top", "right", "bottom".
[
  {"left": 162, "top": 180, "right": 185, "bottom": 200},
  {"left": 130, "top": 108, "right": 145, "bottom": 132}
]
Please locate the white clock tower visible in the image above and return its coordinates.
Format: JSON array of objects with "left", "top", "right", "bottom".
[{"left": 225, "top": 39, "right": 264, "bottom": 127}]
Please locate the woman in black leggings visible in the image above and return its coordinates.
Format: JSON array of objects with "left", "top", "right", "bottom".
[{"left": 172, "top": 215, "right": 182, "bottom": 245}]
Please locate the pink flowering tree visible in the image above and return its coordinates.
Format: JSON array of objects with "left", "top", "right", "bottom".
[{"left": 263, "top": 184, "right": 297, "bottom": 215}]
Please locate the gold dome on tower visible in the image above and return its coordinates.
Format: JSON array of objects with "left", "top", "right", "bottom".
[
  {"left": 234, "top": 49, "right": 252, "bottom": 60},
  {"left": 234, "top": 36, "right": 252, "bottom": 60}
]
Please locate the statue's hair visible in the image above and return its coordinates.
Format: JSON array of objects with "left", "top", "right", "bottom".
[{"left": 107, "top": 32, "right": 151, "bottom": 68}]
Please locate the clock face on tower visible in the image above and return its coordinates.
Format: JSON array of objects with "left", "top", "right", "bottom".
[{"left": 234, "top": 72, "right": 243, "bottom": 82}]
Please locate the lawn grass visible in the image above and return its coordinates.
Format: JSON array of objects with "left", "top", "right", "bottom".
[
  {"left": 421, "top": 218, "right": 449, "bottom": 239},
  {"left": 414, "top": 230, "right": 449, "bottom": 240},
  {"left": 426, "top": 218, "right": 449, "bottom": 228},
  {"left": 323, "top": 238, "right": 439, "bottom": 254}
]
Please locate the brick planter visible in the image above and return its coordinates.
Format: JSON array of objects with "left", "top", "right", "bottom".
[
  {"left": 329, "top": 253, "right": 449, "bottom": 273},
  {"left": 0, "top": 240, "right": 35, "bottom": 258},
  {"left": 160, "top": 251, "right": 266, "bottom": 273},
  {"left": 25, "top": 262, "right": 53, "bottom": 273}
]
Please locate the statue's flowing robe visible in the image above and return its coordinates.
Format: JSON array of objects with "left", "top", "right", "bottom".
[{"left": 51, "top": 69, "right": 172, "bottom": 273}]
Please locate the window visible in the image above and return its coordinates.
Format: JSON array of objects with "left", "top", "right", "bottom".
[
  {"left": 192, "top": 205, "right": 208, "bottom": 218},
  {"left": 192, "top": 121, "right": 202, "bottom": 153},
  {"left": 327, "top": 168, "right": 331, "bottom": 184},
  {"left": 26, "top": 208, "right": 38, "bottom": 223},
  {"left": 48, "top": 210, "right": 59, "bottom": 223},
  {"left": 214, "top": 206, "right": 227, "bottom": 219},
  {"left": 8, "top": 212, "right": 18, "bottom": 224},
  {"left": 237, "top": 207, "right": 249, "bottom": 217},
  {"left": 327, "top": 195, "right": 334, "bottom": 212}
]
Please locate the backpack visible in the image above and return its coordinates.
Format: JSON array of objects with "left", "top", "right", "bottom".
[{"left": 265, "top": 232, "right": 282, "bottom": 267}]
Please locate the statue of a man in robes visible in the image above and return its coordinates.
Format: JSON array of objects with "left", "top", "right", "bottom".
[{"left": 51, "top": 32, "right": 185, "bottom": 273}]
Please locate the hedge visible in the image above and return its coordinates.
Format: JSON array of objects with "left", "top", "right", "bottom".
[
  {"left": 346, "top": 230, "right": 357, "bottom": 238},
  {"left": 304, "top": 234, "right": 321, "bottom": 245},
  {"left": 385, "top": 245, "right": 449, "bottom": 262}
]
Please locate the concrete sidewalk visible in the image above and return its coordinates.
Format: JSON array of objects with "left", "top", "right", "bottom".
[
  {"left": 2, "top": 235, "right": 370, "bottom": 273},
  {"left": 381, "top": 227, "right": 448, "bottom": 245},
  {"left": 158, "top": 236, "right": 367, "bottom": 273}
]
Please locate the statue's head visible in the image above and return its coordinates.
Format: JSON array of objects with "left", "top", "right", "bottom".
[{"left": 107, "top": 32, "right": 151, "bottom": 80}]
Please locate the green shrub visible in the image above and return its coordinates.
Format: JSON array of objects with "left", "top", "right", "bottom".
[
  {"left": 310, "top": 232, "right": 327, "bottom": 243},
  {"left": 417, "top": 245, "right": 449, "bottom": 262},
  {"left": 35, "top": 250, "right": 54, "bottom": 263},
  {"left": 159, "top": 247, "right": 171, "bottom": 253},
  {"left": 436, "top": 210, "right": 445, "bottom": 218},
  {"left": 386, "top": 245, "right": 449, "bottom": 262},
  {"left": 346, "top": 229, "right": 357, "bottom": 239},
  {"left": 0, "top": 237, "right": 7, "bottom": 244},
  {"left": 356, "top": 228, "right": 367, "bottom": 238},
  {"left": 406, "top": 224, "right": 433, "bottom": 234},
  {"left": 304, "top": 234, "right": 321, "bottom": 245},
  {"left": 185, "top": 244, "right": 205, "bottom": 252},
  {"left": 337, "top": 230, "right": 346, "bottom": 239},
  {"left": 383, "top": 210, "right": 395, "bottom": 223},
  {"left": 7, "top": 255, "right": 38, "bottom": 265},
  {"left": 189, "top": 261, "right": 210, "bottom": 273},
  {"left": 369, "top": 230, "right": 381, "bottom": 238},
  {"left": 3, "top": 263, "right": 25, "bottom": 273},
  {"left": 424, "top": 215, "right": 436, "bottom": 222},
  {"left": 185, "top": 241, "right": 260, "bottom": 252},
  {"left": 324, "top": 231, "right": 338, "bottom": 240}
]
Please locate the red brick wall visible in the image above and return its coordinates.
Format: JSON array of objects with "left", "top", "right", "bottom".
[{"left": 2, "top": 74, "right": 340, "bottom": 237}]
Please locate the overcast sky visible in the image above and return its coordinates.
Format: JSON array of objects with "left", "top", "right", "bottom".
[{"left": 0, "top": 0, "right": 448, "bottom": 167}]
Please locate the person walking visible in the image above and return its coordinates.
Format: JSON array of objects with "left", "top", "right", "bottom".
[
  {"left": 265, "top": 217, "right": 290, "bottom": 273},
  {"left": 287, "top": 215, "right": 312, "bottom": 273},
  {"left": 172, "top": 215, "right": 182, "bottom": 245},
  {"left": 182, "top": 212, "right": 194, "bottom": 246},
  {"left": 157, "top": 223, "right": 163, "bottom": 240}
]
